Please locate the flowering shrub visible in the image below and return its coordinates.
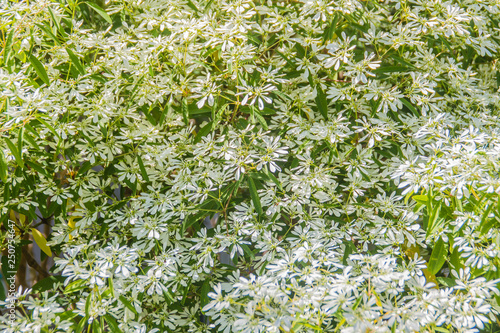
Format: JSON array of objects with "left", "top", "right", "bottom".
[{"left": 1, "top": 0, "right": 500, "bottom": 332}]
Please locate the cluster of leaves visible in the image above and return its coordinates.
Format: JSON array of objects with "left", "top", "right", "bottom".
[{"left": 1, "top": 0, "right": 500, "bottom": 332}]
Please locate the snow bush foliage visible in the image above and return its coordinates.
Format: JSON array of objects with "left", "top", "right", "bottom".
[{"left": 1, "top": 0, "right": 500, "bottom": 332}]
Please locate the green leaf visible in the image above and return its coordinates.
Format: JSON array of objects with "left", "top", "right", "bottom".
[
  {"left": 479, "top": 204, "right": 495, "bottom": 234},
  {"left": 412, "top": 195, "right": 427, "bottom": 205},
  {"left": 57, "top": 310, "right": 77, "bottom": 322},
  {"left": 181, "top": 279, "right": 192, "bottom": 306},
  {"left": 253, "top": 108, "right": 268, "bottom": 130},
  {"left": 35, "top": 23, "right": 61, "bottom": 46},
  {"left": 185, "top": 0, "right": 199, "bottom": 12},
  {"left": 85, "top": 2, "right": 112, "bottom": 24},
  {"left": 0, "top": 149, "right": 7, "bottom": 182},
  {"left": 200, "top": 280, "right": 211, "bottom": 310},
  {"left": 322, "top": 14, "right": 339, "bottom": 43},
  {"left": 404, "top": 190, "right": 414, "bottom": 205},
  {"left": 76, "top": 315, "right": 88, "bottom": 333},
  {"left": 93, "top": 318, "right": 102, "bottom": 333},
  {"left": 194, "top": 121, "right": 213, "bottom": 144},
  {"left": 182, "top": 97, "right": 189, "bottom": 125},
  {"left": 36, "top": 117, "right": 60, "bottom": 139},
  {"left": 108, "top": 277, "right": 116, "bottom": 298},
  {"left": 105, "top": 314, "right": 122, "bottom": 332},
  {"left": 85, "top": 295, "right": 92, "bottom": 317},
  {"left": 17, "top": 127, "right": 23, "bottom": 158},
  {"left": 119, "top": 295, "right": 138, "bottom": 315},
  {"left": 5, "top": 138, "right": 23, "bottom": 168},
  {"left": 426, "top": 203, "right": 443, "bottom": 238},
  {"left": 3, "top": 29, "right": 15, "bottom": 68},
  {"left": 437, "top": 277, "right": 456, "bottom": 288},
  {"left": 29, "top": 54, "right": 50, "bottom": 85},
  {"left": 48, "top": 7, "right": 61, "bottom": 31},
  {"left": 248, "top": 177, "right": 263, "bottom": 216},
  {"left": 23, "top": 131, "right": 38, "bottom": 149},
  {"left": 182, "top": 199, "right": 219, "bottom": 234},
  {"left": 400, "top": 98, "right": 419, "bottom": 117},
  {"left": 428, "top": 237, "right": 447, "bottom": 275},
  {"left": 66, "top": 48, "right": 85, "bottom": 75},
  {"left": 64, "top": 279, "right": 87, "bottom": 293},
  {"left": 136, "top": 155, "right": 150, "bottom": 182},
  {"left": 26, "top": 161, "right": 49, "bottom": 177},
  {"left": 315, "top": 85, "right": 328, "bottom": 120},
  {"left": 240, "top": 243, "right": 255, "bottom": 259},
  {"left": 264, "top": 168, "right": 282, "bottom": 191},
  {"left": 32, "top": 275, "right": 66, "bottom": 293}
]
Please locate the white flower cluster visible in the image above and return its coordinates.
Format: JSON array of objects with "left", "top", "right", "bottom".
[{"left": 1, "top": 0, "right": 500, "bottom": 332}]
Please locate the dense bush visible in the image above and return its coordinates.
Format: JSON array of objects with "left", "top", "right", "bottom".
[{"left": 1, "top": 0, "right": 500, "bottom": 332}]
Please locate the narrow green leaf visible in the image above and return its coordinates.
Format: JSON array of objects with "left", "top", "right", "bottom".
[
  {"left": 85, "top": 2, "right": 112, "bottom": 24},
  {"left": 0, "top": 150, "right": 7, "bottom": 182},
  {"left": 93, "top": 318, "right": 102, "bottom": 333},
  {"left": 5, "top": 138, "right": 23, "bottom": 168},
  {"left": 248, "top": 177, "right": 263, "bottom": 215},
  {"left": 403, "top": 190, "right": 414, "bottom": 205},
  {"left": 400, "top": 98, "right": 419, "bottom": 117},
  {"left": 48, "top": 7, "right": 61, "bottom": 31},
  {"left": 108, "top": 277, "right": 115, "bottom": 298},
  {"left": 428, "top": 237, "right": 447, "bottom": 275},
  {"left": 64, "top": 279, "right": 87, "bottom": 293},
  {"left": 265, "top": 168, "right": 282, "bottom": 191},
  {"left": 105, "top": 314, "right": 122, "bottom": 333},
  {"left": 204, "top": 0, "right": 215, "bottom": 12},
  {"left": 3, "top": 29, "right": 15, "bottom": 67},
  {"left": 479, "top": 204, "right": 495, "bottom": 234},
  {"left": 315, "top": 85, "right": 328, "bottom": 120},
  {"left": 36, "top": 117, "right": 60, "bottom": 139},
  {"left": 85, "top": 295, "right": 92, "bottom": 317},
  {"left": 76, "top": 316, "right": 87, "bottom": 333},
  {"left": 185, "top": 0, "right": 199, "bottom": 12},
  {"left": 136, "top": 155, "right": 150, "bottom": 182},
  {"left": 29, "top": 54, "right": 50, "bottom": 85},
  {"left": 426, "top": 203, "right": 442, "bottom": 238},
  {"left": 200, "top": 280, "right": 211, "bottom": 310},
  {"left": 158, "top": 102, "right": 172, "bottom": 126},
  {"left": 182, "top": 200, "right": 219, "bottom": 234},
  {"left": 389, "top": 54, "right": 416, "bottom": 69},
  {"left": 35, "top": 23, "right": 61, "bottom": 46},
  {"left": 253, "top": 109, "right": 268, "bottom": 130},
  {"left": 66, "top": 48, "right": 85, "bottom": 75},
  {"left": 23, "top": 131, "right": 38, "bottom": 149},
  {"left": 181, "top": 279, "right": 192, "bottom": 305},
  {"left": 17, "top": 127, "right": 23, "bottom": 158},
  {"left": 240, "top": 243, "right": 255, "bottom": 259},
  {"left": 295, "top": 43, "right": 306, "bottom": 58},
  {"left": 437, "top": 277, "right": 456, "bottom": 288},
  {"left": 119, "top": 295, "right": 138, "bottom": 315},
  {"left": 182, "top": 98, "right": 189, "bottom": 125},
  {"left": 59, "top": 310, "right": 78, "bottom": 322},
  {"left": 194, "top": 121, "right": 213, "bottom": 143},
  {"left": 323, "top": 14, "right": 339, "bottom": 43}
]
